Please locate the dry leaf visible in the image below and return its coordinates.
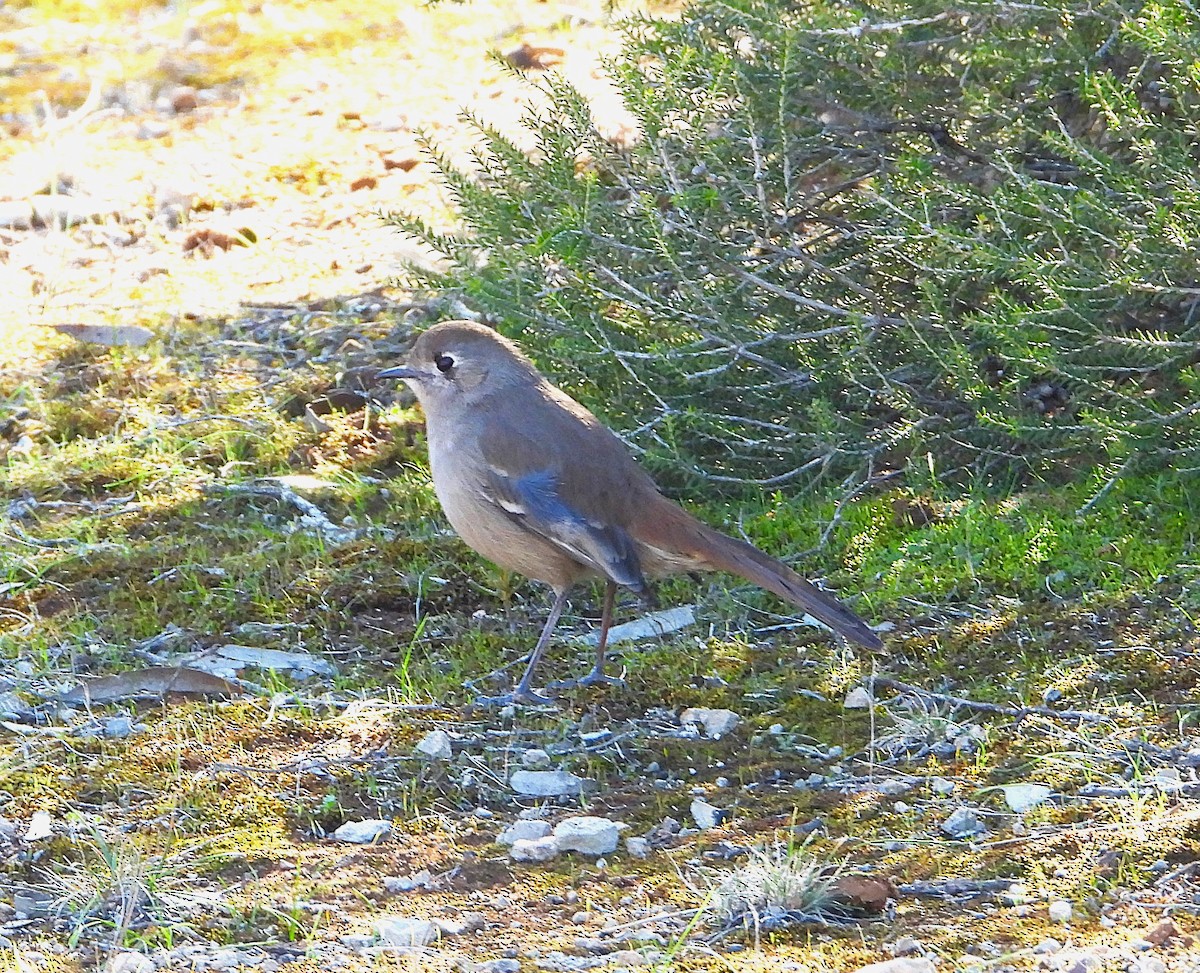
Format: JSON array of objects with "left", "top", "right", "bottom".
[
  {"left": 832, "top": 874, "right": 897, "bottom": 913},
  {"left": 60, "top": 666, "right": 243, "bottom": 704},
  {"left": 383, "top": 156, "right": 420, "bottom": 172},
  {"left": 505, "top": 42, "right": 565, "bottom": 70}
]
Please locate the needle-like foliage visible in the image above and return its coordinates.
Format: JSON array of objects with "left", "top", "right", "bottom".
[{"left": 390, "top": 0, "right": 1200, "bottom": 493}]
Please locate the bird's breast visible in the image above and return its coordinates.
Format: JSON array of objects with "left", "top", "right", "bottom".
[{"left": 426, "top": 433, "right": 591, "bottom": 590}]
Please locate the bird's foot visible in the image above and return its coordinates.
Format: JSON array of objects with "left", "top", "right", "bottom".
[
  {"left": 471, "top": 687, "right": 557, "bottom": 708},
  {"left": 548, "top": 669, "right": 626, "bottom": 691}
]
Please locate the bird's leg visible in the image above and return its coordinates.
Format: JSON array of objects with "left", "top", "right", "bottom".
[
  {"left": 474, "top": 588, "right": 568, "bottom": 707},
  {"left": 549, "top": 580, "right": 625, "bottom": 690},
  {"left": 576, "top": 580, "right": 624, "bottom": 688}
]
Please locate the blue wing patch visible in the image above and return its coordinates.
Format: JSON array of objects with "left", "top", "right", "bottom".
[{"left": 485, "top": 468, "right": 647, "bottom": 593}]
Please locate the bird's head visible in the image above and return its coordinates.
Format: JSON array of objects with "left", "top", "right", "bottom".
[{"left": 379, "top": 320, "right": 540, "bottom": 411}]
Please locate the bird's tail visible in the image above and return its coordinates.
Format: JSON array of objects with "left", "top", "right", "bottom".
[
  {"left": 701, "top": 525, "right": 882, "bottom": 649},
  {"left": 646, "top": 508, "right": 883, "bottom": 650}
]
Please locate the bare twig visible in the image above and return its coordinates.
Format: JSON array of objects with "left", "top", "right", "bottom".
[{"left": 869, "top": 675, "right": 1111, "bottom": 724}]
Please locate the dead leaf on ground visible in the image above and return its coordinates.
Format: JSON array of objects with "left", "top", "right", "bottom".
[
  {"left": 383, "top": 156, "right": 420, "bottom": 172},
  {"left": 505, "top": 42, "right": 565, "bottom": 70},
  {"left": 832, "top": 874, "right": 898, "bottom": 913},
  {"left": 1144, "top": 917, "right": 1190, "bottom": 947},
  {"left": 59, "top": 666, "right": 243, "bottom": 704},
  {"left": 183, "top": 226, "right": 256, "bottom": 255},
  {"left": 46, "top": 323, "right": 155, "bottom": 347}
]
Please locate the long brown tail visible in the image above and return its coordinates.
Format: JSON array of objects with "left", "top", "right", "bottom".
[
  {"left": 701, "top": 524, "right": 882, "bottom": 649},
  {"left": 646, "top": 506, "right": 883, "bottom": 650}
]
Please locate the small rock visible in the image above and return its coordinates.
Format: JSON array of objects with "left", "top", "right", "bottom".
[
  {"left": 154, "top": 182, "right": 196, "bottom": 218},
  {"left": 1062, "top": 951, "right": 1104, "bottom": 973},
  {"left": 331, "top": 819, "right": 392, "bottom": 844},
  {"left": 940, "top": 806, "right": 983, "bottom": 838},
  {"left": 374, "top": 916, "right": 439, "bottom": 947},
  {"left": 571, "top": 911, "right": 590, "bottom": 924},
  {"left": 139, "top": 120, "right": 171, "bottom": 139},
  {"left": 0, "top": 817, "right": 17, "bottom": 840},
  {"left": 205, "top": 947, "right": 247, "bottom": 969},
  {"left": 679, "top": 707, "right": 741, "bottom": 739},
  {"left": 624, "top": 836, "right": 650, "bottom": 859},
  {"left": 1048, "top": 899, "right": 1073, "bottom": 923},
  {"left": 1002, "top": 883, "right": 1030, "bottom": 906},
  {"left": 13, "top": 886, "right": 55, "bottom": 918},
  {"left": 877, "top": 779, "right": 911, "bottom": 796},
  {"left": 0, "top": 201, "right": 33, "bottom": 230},
  {"left": 510, "top": 769, "right": 588, "bottom": 797},
  {"left": 768, "top": 723, "right": 785, "bottom": 735},
  {"left": 108, "top": 953, "right": 154, "bottom": 973},
  {"left": 689, "top": 799, "right": 724, "bottom": 830},
  {"left": 0, "top": 691, "right": 28, "bottom": 720},
  {"left": 25, "top": 810, "right": 54, "bottom": 841},
  {"left": 1143, "top": 917, "right": 1183, "bottom": 946},
  {"left": 189, "top": 644, "right": 335, "bottom": 678},
  {"left": 644, "top": 817, "right": 681, "bottom": 845},
  {"left": 475, "top": 961, "right": 521, "bottom": 973},
  {"left": 852, "top": 959, "right": 935, "bottom": 973},
  {"left": 521, "top": 748, "right": 551, "bottom": 768},
  {"left": 553, "top": 816, "right": 622, "bottom": 856},
  {"left": 843, "top": 686, "right": 875, "bottom": 709},
  {"left": 888, "top": 938, "right": 925, "bottom": 957},
  {"left": 1000, "top": 783, "right": 1052, "bottom": 813},
  {"left": 415, "top": 729, "right": 453, "bottom": 760},
  {"left": 170, "top": 85, "right": 199, "bottom": 112},
  {"left": 584, "top": 605, "right": 696, "bottom": 645},
  {"left": 383, "top": 869, "right": 432, "bottom": 893},
  {"left": 435, "top": 912, "right": 486, "bottom": 936},
  {"left": 930, "top": 776, "right": 956, "bottom": 796},
  {"left": 498, "top": 820, "right": 552, "bottom": 846},
  {"left": 1033, "top": 938, "right": 1062, "bottom": 954},
  {"left": 1150, "top": 767, "right": 1185, "bottom": 793},
  {"left": 103, "top": 716, "right": 137, "bottom": 739},
  {"left": 510, "top": 836, "right": 559, "bottom": 863}
]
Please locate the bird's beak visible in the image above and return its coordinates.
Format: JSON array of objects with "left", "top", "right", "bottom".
[{"left": 378, "top": 365, "right": 421, "bottom": 381}]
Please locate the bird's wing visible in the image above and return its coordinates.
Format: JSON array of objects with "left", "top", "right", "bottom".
[{"left": 480, "top": 465, "right": 648, "bottom": 593}]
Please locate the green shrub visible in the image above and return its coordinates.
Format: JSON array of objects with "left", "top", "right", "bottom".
[{"left": 390, "top": 0, "right": 1200, "bottom": 494}]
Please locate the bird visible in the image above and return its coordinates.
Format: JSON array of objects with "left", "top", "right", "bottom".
[{"left": 379, "top": 320, "right": 882, "bottom": 705}]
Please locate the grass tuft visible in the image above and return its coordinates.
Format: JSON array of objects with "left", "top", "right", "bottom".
[{"left": 702, "top": 840, "right": 849, "bottom": 935}]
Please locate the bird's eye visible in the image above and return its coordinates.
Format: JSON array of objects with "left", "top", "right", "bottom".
[{"left": 434, "top": 354, "right": 455, "bottom": 374}]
